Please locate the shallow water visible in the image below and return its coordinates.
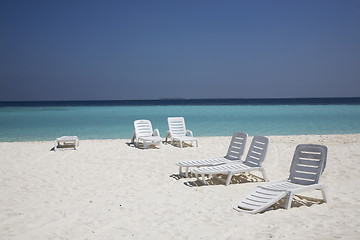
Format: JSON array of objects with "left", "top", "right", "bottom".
[{"left": 1, "top": 100, "right": 360, "bottom": 142}]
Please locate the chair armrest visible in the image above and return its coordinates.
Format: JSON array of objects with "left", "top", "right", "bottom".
[
  {"left": 165, "top": 130, "right": 171, "bottom": 142},
  {"left": 153, "top": 129, "right": 160, "bottom": 137},
  {"left": 186, "top": 130, "right": 193, "bottom": 137},
  {"left": 131, "top": 131, "right": 136, "bottom": 143}
]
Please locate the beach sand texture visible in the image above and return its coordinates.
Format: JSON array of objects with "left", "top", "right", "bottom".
[{"left": 1, "top": 134, "right": 360, "bottom": 239}]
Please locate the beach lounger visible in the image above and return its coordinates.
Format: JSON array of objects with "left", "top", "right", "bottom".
[
  {"left": 131, "top": 120, "right": 162, "bottom": 149},
  {"left": 165, "top": 117, "right": 198, "bottom": 148},
  {"left": 176, "top": 132, "right": 248, "bottom": 177},
  {"left": 233, "top": 144, "right": 328, "bottom": 213},
  {"left": 54, "top": 136, "right": 79, "bottom": 151},
  {"left": 191, "top": 136, "right": 269, "bottom": 186}
]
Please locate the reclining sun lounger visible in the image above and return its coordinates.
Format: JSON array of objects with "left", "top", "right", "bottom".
[
  {"left": 191, "top": 136, "right": 269, "bottom": 186},
  {"left": 233, "top": 144, "right": 328, "bottom": 213},
  {"left": 165, "top": 117, "right": 198, "bottom": 148},
  {"left": 131, "top": 120, "right": 162, "bottom": 149},
  {"left": 176, "top": 132, "right": 248, "bottom": 177}
]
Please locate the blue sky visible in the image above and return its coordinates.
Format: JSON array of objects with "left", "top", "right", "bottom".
[{"left": 1, "top": 0, "right": 359, "bottom": 101}]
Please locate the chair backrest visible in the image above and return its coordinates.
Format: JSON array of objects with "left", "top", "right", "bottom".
[
  {"left": 168, "top": 117, "right": 187, "bottom": 137},
  {"left": 225, "top": 132, "right": 248, "bottom": 160},
  {"left": 243, "top": 136, "right": 269, "bottom": 167},
  {"left": 134, "top": 120, "right": 153, "bottom": 138},
  {"left": 288, "top": 144, "right": 327, "bottom": 185}
]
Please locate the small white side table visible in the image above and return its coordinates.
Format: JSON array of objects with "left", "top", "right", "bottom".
[{"left": 54, "top": 136, "right": 79, "bottom": 151}]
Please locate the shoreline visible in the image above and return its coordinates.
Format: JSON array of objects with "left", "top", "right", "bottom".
[
  {"left": 1, "top": 132, "right": 360, "bottom": 144},
  {"left": 1, "top": 134, "right": 360, "bottom": 239}
]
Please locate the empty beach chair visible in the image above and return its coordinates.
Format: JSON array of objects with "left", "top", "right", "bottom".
[
  {"left": 233, "top": 144, "right": 328, "bottom": 213},
  {"left": 131, "top": 120, "right": 162, "bottom": 149},
  {"left": 191, "top": 136, "right": 269, "bottom": 186},
  {"left": 165, "top": 117, "right": 198, "bottom": 148},
  {"left": 176, "top": 132, "right": 247, "bottom": 177}
]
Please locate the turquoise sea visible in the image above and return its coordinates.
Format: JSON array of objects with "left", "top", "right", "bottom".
[{"left": 1, "top": 98, "right": 360, "bottom": 142}]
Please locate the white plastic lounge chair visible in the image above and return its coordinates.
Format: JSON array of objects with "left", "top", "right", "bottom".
[
  {"left": 176, "top": 132, "right": 248, "bottom": 178},
  {"left": 131, "top": 120, "right": 162, "bottom": 149},
  {"left": 165, "top": 117, "right": 198, "bottom": 148},
  {"left": 233, "top": 144, "right": 328, "bottom": 213},
  {"left": 191, "top": 136, "right": 269, "bottom": 186}
]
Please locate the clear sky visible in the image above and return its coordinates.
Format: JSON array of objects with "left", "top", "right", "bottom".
[{"left": 1, "top": 0, "right": 359, "bottom": 101}]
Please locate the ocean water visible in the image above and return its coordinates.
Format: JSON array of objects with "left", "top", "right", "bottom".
[{"left": 0, "top": 98, "right": 360, "bottom": 142}]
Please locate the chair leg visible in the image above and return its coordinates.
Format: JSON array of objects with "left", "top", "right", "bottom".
[
  {"left": 179, "top": 140, "right": 183, "bottom": 148},
  {"left": 179, "top": 167, "right": 189, "bottom": 178},
  {"left": 202, "top": 174, "right": 207, "bottom": 185},
  {"left": 225, "top": 173, "right": 233, "bottom": 186},
  {"left": 260, "top": 168, "right": 269, "bottom": 182},
  {"left": 320, "top": 186, "right": 328, "bottom": 203},
  {"left": 195, "top": 173, "right": 199, "bottom": 181},
  {"left": 285, "top": 193, "right": 294, "bottom": 209},
  {"left": 179, "top": 166, "right": 184, "bottom": 177}
]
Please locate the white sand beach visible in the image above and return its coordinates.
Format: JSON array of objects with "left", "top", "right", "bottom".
[{"left": 1, "top": 134, "right": 360, "bottom": 239}]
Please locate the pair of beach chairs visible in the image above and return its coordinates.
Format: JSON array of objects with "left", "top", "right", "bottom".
[
  {"left": 177, "top": 132, "right": 328, "bottom": 213},
  {"left": 131, "top": 117, "right": 198, "bottom": 149}
]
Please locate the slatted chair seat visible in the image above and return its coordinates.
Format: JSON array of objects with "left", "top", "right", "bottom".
[
  {"left": 176, "top": 132, "right": 247, "bottom": 177},
  {"left": 191, "top": 136, "right": 269, "bottom": 186},
  {"left": 236, "top": 187, "right": 288, "bottom": 213}
]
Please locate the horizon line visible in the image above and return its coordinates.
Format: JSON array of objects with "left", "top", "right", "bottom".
[{"left": 1, "top": 96, "right": 360, "bottom": 103}]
